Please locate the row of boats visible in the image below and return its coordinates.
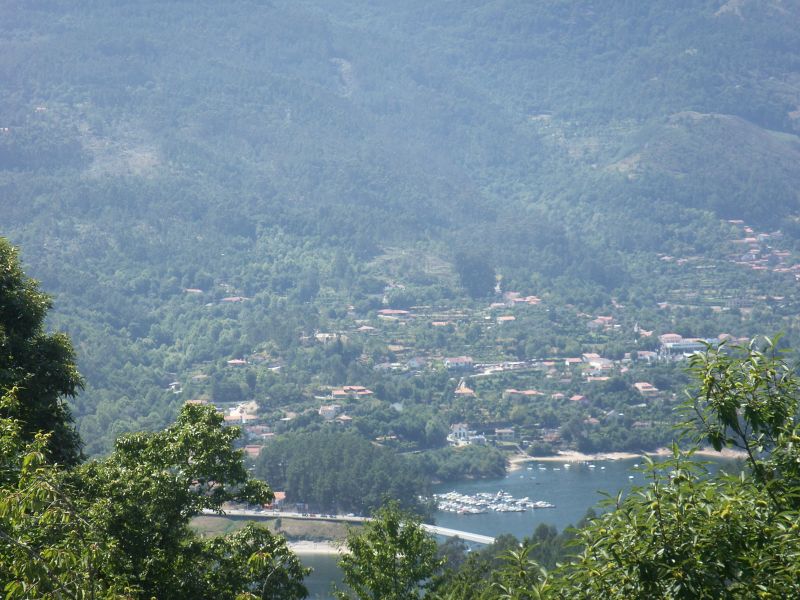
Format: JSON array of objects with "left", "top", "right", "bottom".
[
  {"left": 527, "top": 462, "right": 605, "bottom": 471},
  {"left": 434, "top": 490, "right": 555, "bottom": 515},
  {"left": 525, "top": 463, "right": 635, "bottom": 479}
]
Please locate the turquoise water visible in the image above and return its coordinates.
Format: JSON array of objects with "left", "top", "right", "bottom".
[
  {"left": 302, "top": 456, "right": 739, "bottom": 598},
  {"left": 301, "top": 554, "right": 345, "bottom": 599},
  {"left": 433, "top": 458, "right": 645, "bottom": 535}
]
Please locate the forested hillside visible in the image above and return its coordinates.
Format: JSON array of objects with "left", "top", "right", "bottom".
[{"left": 3, "top": 0, "right": 800, "bottom": 455}]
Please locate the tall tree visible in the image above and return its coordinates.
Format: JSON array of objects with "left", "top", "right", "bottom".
[
  {"left": 0, "top": 238, "right": 83, "bottom": 466},
  {"left": 1, "top": 399, "right": 309, "bottom": 599},
  {"left": 0, "top": 389, "right": 132, "bottom": 599},
  {"left": 335, "top": 502, "right": 441, "bottom": 600},
  {"left": 453, "top": 252, "right": 496, "bottom": 299}
]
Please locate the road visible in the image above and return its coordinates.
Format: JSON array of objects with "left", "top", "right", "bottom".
[
  {"left": 202, "top": 508, "right": 496, "bottom": 544},
  {"left": 419, "top": 524, "right": 495, "bottom": 544}
]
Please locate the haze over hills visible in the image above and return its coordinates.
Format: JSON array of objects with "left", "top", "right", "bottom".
[{"left": 2, "top": 0, "right": 800, "bottom": 454}]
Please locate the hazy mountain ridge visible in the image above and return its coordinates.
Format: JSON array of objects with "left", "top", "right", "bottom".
[{"left": 607, "top": 111, "right": 800, "bottom": 226}]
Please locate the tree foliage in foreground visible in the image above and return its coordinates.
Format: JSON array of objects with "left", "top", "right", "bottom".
[
  {"left": 0, "top": 238, "right": 83, "bottom": 466},
  {"left": 547, "top": 340, "right": 800, "bottom": 599},
  {"left": 0, "top": 390, "right": 132, "bottom": 599},
  {"left": 0, "top": 396, "right": 309, "bottom": 599},
  {"left": 359, "top": 339, "right": 800, "bottom": 599},
  {"left": 335, "top": 502, "right": 442, "bottom": 600},
  {"left": 0, "top": 243, "right": 308, "bottom": 599}
]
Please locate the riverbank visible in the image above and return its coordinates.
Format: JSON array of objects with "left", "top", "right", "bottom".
[
  {"left": 509, "top": 446, "right": 746, "bottom": 471},
  {"left": 289, "top": 540, "right": 343, "bottom": 555},
  {"left": 191, "top": 514, "right": 354, "bottom": 546}
]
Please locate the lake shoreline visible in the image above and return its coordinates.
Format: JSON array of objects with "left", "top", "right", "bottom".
[
  {"left": 509, "top": 447, "right": 747, "bottom": 471},
  {"left": 289, "top": 540, "right": 344, "bottom": 555}
]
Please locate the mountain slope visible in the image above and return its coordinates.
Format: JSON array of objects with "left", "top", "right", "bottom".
[{"left": 2, "top": 0, "right": 799, "bottom": 453}]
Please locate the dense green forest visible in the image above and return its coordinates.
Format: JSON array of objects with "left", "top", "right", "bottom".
[
  {"left": 252, "top": 430, "right": 507, "bottom": 514},
  {"left": 3, "top": 0, "right": 800, "bottom": 494},
  {"left": 1, "top": 240, "right": 309, "bottom": 598}
]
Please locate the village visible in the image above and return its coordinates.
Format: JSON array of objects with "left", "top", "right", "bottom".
[{"left": 167, "top": 218, "right": 800, "bottom": 464}]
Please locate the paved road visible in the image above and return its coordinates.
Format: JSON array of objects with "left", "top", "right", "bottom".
[
  {"left": 202, "top": 508, "right": 495, "bottom": 544},
  {"left": 204, "top": 508, "right": 368, "bottom": 523},
  {"left": 420, "top": 524, "right": 495, "bottom": 544}
]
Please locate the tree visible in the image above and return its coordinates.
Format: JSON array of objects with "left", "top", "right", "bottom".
[
  {"left": 0, "top": 245, "right": 309, "bottom": 599},
  {"left": 335, "top": 502, "right": 442, "bottom": 600},
  {"left": 0, "top": 238, "right": 83, "bottom": 466},
  {"left": 426, "top": 534, "right": 527, "bottom": 600},
  {"left": 71, "top": 404, "right": 308, "bottom": 599},
  {"left": 254, "top": 431, "right": 429, "bottom": 514},
  {"left": 0, "top": 399, "right": 309, "bottom": 599},
  {"left": 553, "top": 338, "right": 800, "bottom": 598},
  {"left": 436, "top": 537, "right": 469, "bottom": 573},
  {"left": 0, "top": 389, "right": 132, "bottom": 599},
  {"left": 198, "top": 525, "right": 309, "bottom": 600},
  {"left": 489, "top": 542, "right": 548, "bottom": 600},
  {"left": 454, "top": 252, "right": 496, "bottom": 299},
  {"left": 433, "top": 339, "right": 800, "bottom": 599}
]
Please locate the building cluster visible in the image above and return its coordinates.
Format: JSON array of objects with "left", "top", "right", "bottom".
[
  {"left": 171, "top": 241, "right": 787, "bottom": 460},
  {"left": 728, "top": 220, "right": 797, "bottom": 277}
]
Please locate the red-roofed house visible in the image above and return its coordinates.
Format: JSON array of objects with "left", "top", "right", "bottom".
[
  {"left": 634, "top": 382, "right": 659, "bottom": 396},
  {"left": 331, "top": 386, "right": 374, "bottom": 399},
  {"left": 243, "top": 445, "right": 263, "bottom": 459},
  {"left": 265, "top": 491, "right": 286, "bottom": 509},
  {"left": 659, "top": 333, "right": 683, "bottom": 345}
]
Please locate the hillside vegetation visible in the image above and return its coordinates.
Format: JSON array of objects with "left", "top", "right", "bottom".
[{"left": 2, "top": 0, "right": 800, "bottom": 456}]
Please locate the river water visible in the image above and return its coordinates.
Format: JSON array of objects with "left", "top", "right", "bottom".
[
  {"left": 433, "top": 457, "right": 647, "bottom": 535},
  {"left": 302, "top": 456, "right": 739, "bottom": 598}
]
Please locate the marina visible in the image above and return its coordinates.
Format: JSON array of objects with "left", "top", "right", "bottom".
[
  {"left": 304, "top": 456, "right": 737, "bottom": 597},
  {"left": 434, "top": 490, "right": 555, "bottom": 514},
  {"left": 433, "top": 458, "right": 648, "bottom": 535}
]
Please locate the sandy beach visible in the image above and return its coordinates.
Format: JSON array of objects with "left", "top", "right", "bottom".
[
  {"left": 288, "top": 540, "right": 344, "bottom": 555},
  {"left": 509, "top": 447, "right": 747, "bottom": 470},
  {"left": 690, "top": 447, "right": 748, "bottom": 460}
]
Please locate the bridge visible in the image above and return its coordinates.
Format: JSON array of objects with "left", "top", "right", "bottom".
[
  {"left": 419, "top": 524, "right": 495, "bottom": 545},
  {"left": 201, "top": 508, "right": 496, "bottom": 545}
]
